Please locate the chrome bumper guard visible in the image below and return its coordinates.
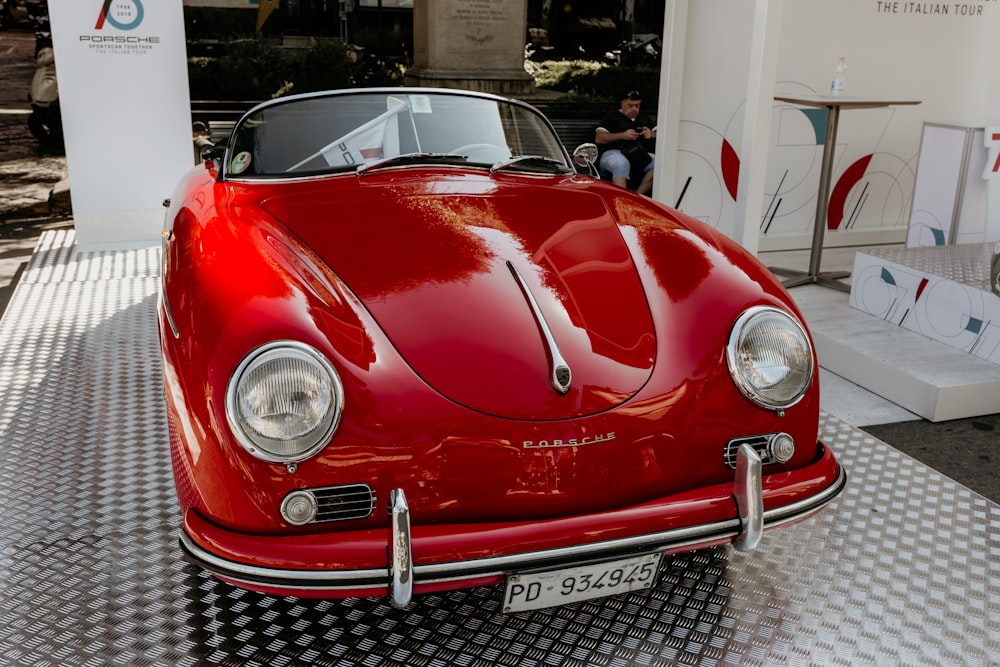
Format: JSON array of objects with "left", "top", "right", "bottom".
[
  {"left": 389, "top": 488, "right": 413, "bottom": 608},
  {"left": 733, "top": 443, "right": 764, "bottom": 551}
]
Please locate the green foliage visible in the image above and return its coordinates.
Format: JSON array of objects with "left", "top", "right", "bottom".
[
  {"left": 525, "top": 59, "right": 607, "bottom": 91},
  {"left": 350, "top": 54, "right": 408, "bottom": 88},
  {"left": 187, "top": 38, "right": 407, "bottom": 101},
  {"left": 290, "top": 39, "right": 355, "bottom": 94},
  {"left": 526, "top": 59, "right": 661, "bottom": 112},
  {"left": 188, "top": 39, "right": 292, "bottom": 101}
]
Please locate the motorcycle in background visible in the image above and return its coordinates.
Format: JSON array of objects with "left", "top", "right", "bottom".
[{"left": 27, "top": 5, "right": 61, "bottom": 145}]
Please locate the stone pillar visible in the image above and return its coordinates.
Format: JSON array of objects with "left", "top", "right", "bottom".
[{"left": 405, "top": 0, "right": 537, "bottom": 97}]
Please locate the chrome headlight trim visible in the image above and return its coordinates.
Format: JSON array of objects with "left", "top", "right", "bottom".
[
  {"left": 226, "top": 341, "right": 344, "bottom": 463},
  {"left": 726, "top": 306, "right": 814, "bottom": 410}
]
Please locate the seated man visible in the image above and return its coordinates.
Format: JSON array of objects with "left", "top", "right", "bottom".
[{"left": 594, "top": 90, "right": 656, "bottom": 196}]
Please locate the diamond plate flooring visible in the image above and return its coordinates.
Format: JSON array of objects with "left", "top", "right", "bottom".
[
  {"left": 862, "top": 242, "right": 994, "bottom": 291},
  {"left": 0, "top": 230, "right": 998, "bottom": 667}
]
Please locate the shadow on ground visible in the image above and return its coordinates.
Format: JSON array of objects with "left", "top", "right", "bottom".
[
  {"left": 0, "top": 215, "right": 72, "bottom": 316},
  {"left": 862, "top": 415, "right": 1000, "bottom": 504}
]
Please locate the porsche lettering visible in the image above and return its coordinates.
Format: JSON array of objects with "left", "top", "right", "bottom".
[{"left": 523, "top": 433, "right": 616, "bottom": 449}]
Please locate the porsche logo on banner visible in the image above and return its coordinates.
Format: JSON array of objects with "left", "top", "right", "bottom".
[{"left": 94, "top": 0, "right": 144, "bottom": 31}]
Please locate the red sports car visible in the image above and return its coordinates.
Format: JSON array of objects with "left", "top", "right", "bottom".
[{"left": 159, "top": 88, "right": 845, "bottom": 613}]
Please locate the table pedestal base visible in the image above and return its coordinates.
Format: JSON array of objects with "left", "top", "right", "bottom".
[{"left": 769, "top": 266, "right": 851, "bottom": 292}]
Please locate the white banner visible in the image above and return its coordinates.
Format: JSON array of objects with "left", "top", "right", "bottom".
[{"left": 49, "top": 0, "right": 192, "bottom": 247}]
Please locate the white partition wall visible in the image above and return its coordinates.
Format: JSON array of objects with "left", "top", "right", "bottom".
[
  {"left": 48, "top": 0, "right": 192, "bottom": 248},
  {"left": 656, "top": 0, "right": 1000, "bottom": 253}
]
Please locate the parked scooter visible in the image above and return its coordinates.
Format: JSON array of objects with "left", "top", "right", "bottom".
[
  {"left": 0, "top": 0, "right": 38, "bottom": 30},
  {"left": 28, "top": 7, "right": 61, "bottom": 145}
]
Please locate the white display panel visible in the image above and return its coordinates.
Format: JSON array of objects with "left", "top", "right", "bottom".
[
  {"left": 49, "top": 0, "right": 193, "bottom": 247},
  {"left": 907, "top": 123, "right": 989, "bottom": 248}
]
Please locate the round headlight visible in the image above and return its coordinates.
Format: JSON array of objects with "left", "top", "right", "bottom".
[
  {"left": 226, "top": 341, "right": 343, "bottom": 463},
  {"left": 726, "top": 306, "right": 814, "bottom": 410}
]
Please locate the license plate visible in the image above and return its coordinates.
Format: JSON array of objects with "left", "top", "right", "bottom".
[{"left": 502, "top": 552, "right": 663, "bottom": 613}]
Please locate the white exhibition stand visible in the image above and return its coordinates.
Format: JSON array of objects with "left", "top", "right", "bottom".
[{"left": 48, "top": 0, "right": 192, "bottom": 248}]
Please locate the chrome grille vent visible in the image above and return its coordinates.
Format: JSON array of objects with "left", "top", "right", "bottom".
[
  {"left": 312, "top": 483, "right": 376, "bottom": 523},
  {"left": 724, "top": 434, "right": 793, "bottom": 469}
]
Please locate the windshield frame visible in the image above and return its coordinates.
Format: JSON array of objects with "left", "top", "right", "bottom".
[{"left": 220, "top": 87, "right": 574, "bottom": 182}]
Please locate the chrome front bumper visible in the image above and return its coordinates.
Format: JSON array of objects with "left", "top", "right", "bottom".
[{"left": 180, "top": 446, "right": 847, "bottom": 607}]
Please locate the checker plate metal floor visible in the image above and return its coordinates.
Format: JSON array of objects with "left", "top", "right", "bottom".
[{"left": 1, "top": 231, "right": 998, "bottom": 666}]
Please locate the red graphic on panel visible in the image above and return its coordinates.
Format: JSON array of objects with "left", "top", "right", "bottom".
[
  {"left": 992, "top": 132, "right": 1000, "bottom": 174},
  {"left": 721, "top": 139, "right": 739, "bottom": 201},
  {"left": 717, "top": 139, "right": 877, "bottom": 230},
  {"left": 828, "top": 154, "right": 872, "bottom": 230}
]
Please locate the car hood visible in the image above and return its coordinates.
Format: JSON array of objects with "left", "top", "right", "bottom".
[{"left": 262, "top": 177, "right": 657, "bottom": 420}]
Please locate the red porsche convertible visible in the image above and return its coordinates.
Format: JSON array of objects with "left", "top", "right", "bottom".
[{"left": 159, "top": 88, "right": 845, "bottom": 612}]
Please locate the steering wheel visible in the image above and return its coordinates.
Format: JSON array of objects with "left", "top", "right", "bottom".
[{"left": 451, "top": 143, "right": 510, "bottom": 164}]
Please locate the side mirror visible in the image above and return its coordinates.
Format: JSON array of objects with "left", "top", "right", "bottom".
[
  {"left": 203, "top": 145, "right": 226, "bottom": 176},
  {"left": 572, "top": 143, "right": 599, "bottom": 177},
  {"left": 205, "top": 145, "right": 226, "bottom": 161}
]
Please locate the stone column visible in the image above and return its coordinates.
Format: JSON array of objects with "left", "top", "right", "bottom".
[{"left": 405, "top": 0, "right": 538, "bottom": 97}]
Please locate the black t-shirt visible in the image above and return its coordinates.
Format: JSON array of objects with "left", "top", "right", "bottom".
[{"left": 596, "top": 110, "right": 655, "bottom": 154}]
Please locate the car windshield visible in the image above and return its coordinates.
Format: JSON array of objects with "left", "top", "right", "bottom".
[{"left": 225, "top": 90, "right": 572, "bottom": 178}]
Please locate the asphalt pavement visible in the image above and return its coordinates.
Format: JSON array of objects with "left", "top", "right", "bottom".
[
  {"left": 0, "top": 28, "right": 71, "bottom": 314},
  {"left": 1, "top": 27, "right": 997, "bottom": 504}
]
